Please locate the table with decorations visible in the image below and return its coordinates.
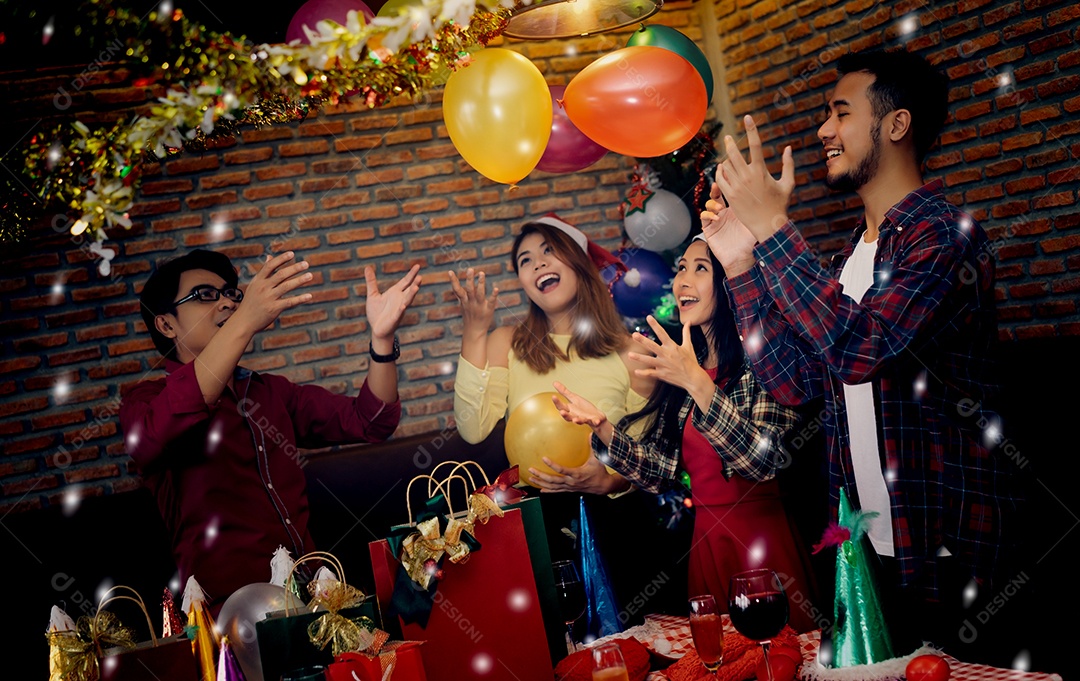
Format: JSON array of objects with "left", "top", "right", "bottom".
[{"left": 583, "top": 614, "right": 1063, "bottom": 681}]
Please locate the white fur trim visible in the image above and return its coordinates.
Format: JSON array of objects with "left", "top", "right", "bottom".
[
  {"left": 800, "top": 645, "right": 940, "bottom": 681},
  {"left": 533, "top": 216, "right": 588, "bottom": 253}
]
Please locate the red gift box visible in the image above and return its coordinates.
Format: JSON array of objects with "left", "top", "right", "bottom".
[{"left": 326, "top": 642, "right": 427, "bottom": 681}]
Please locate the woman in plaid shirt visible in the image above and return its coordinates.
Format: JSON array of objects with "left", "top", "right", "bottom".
[{"left": 552, "top": 237, "right": 821, "bottom": 632}]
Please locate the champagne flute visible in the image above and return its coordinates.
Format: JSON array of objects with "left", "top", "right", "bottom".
[
  {"left": 689, "top": 595, "right": 724, "bottom": 676},
  {"left": 553, "top": 559, "right": 587, "bottom": 654},
  {"left": 728, "top": 569, "right": 790, "bottom": 681},
  {"left": 591, "top": 641, "right": 630, "bottom": 681}
]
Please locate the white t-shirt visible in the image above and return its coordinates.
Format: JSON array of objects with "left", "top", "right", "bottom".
[{"left": 837, "top": 235, "right": 895, "bottom": 557}]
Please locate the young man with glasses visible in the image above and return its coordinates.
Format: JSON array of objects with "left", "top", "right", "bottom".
[{"left": 120, "top": 249, "right": 421, "bottom": 613}]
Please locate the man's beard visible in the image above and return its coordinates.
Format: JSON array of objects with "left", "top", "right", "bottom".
[{"left": 826, "top": 125, "right": 881, "bottom": 192}]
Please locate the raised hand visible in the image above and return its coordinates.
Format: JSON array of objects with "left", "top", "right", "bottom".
[
  {"left": 629, "top": 317, "right": 707, "bottom": 392},
  {"left": 701, "top": 183, "right": 757, "bottom": 278},
  {"left": 365, "top": 264, "right": 422, "bottom": 341},
  {"left": 234, "top": 251, "right": 313, "bottom": 336},
  {"left": 448, "top": 268, "right": 500, "bottom": 338},
  {"left": 551, "top": 381, "right": 607, "bottom": 431},
  {"left": 714, "top": 114, "right": 796, "bottom": 242}
]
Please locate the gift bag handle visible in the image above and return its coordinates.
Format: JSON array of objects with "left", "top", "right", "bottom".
[
  {"left": 284, "top": 551, "right": 348, "bottom": 615},
  {"left": 428, "top": 461, "right": 477, "bottom": 493},
  {"left": 447, "top": 460, "right": 491, "bottom": 489},
  {"left": 96, "top": 585, "right": 158, "bottom": 647},
  {"left": 405, "top": 473, "right": 470, "bottom": 526}
]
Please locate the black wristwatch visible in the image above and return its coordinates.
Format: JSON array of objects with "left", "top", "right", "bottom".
[{"left": 369, "top": 336, "right": 400, "bottom": 363}]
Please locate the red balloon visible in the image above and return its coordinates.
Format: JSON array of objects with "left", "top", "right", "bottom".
[
  {"left": 286, "top": 0, "right": 375, "bottom": 44},
  {"left": 905, "top": 654, "right": 951, "bottom": 681},
  {"left": 564, "top": 46, "right": 708, "bottom": 158},
  {"left": 536, "top": 85, "right": 608, "bottom": 174}
]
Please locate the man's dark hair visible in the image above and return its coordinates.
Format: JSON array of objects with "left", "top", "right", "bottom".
[
  {"left": 837, "top": 49, "right": 949, "bottom": 164},
  {"left": 140, "top": 249, "right": 238, "bottom": 360}
]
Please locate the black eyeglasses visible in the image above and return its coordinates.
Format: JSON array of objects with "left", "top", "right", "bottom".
[{"left": 173, "top": 285, "right": 244, "bottom": 307}]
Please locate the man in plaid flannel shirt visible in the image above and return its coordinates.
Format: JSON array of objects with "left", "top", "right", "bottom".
[{"left": 701, "top": 50, "right": 1019, "bottom": 659}]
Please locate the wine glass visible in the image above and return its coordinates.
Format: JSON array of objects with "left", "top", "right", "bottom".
[
  {"left": 728, "top": 569, "right": 790, "bottom": 681},
  {"left": 689, "top": 595, "right": 724, "bottom": 676},
  {"left": 591, "top": 641, "right": 630, "bottom": 681},
  {"left": 553, "top": 559, "right": 587, "bottom": 654}
]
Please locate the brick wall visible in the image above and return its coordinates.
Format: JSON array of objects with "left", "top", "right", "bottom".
[{"left": 2, "top": 0, "right": 1078, "bottom": 513}]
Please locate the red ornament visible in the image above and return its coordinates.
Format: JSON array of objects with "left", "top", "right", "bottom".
[{"left": 905, "top": 654, "right": 951, "bottom": 681}]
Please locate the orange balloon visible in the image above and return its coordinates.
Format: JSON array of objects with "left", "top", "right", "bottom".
[
  {"left": 564, "top": 46, "right": 708, "bottom": 158},
  {"left": 504, "top": 392, "right": 592, "bottom": 487}
]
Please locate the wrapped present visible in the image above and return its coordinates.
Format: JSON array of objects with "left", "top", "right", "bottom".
[
  {"left": 46, "top": 585, "right": 201, "bottom": 681},
  {"left": 325, "top": 641, "right": 428, "bottom": 681},
  {"left": 369, "top": 465, "right": 559, "bottom": 681},
  {"left": 256, "top": 551, "right": 381, "bottom": 681}
]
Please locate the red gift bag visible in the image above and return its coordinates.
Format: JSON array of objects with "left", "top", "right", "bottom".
[
  {"left": 325, "top": 642, "right": 427, "bottom": 681},
  {"left": 369, "top": 472, "right": 554, "bottom": 681}
]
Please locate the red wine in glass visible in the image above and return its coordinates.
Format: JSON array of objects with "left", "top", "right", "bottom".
[{"left": 728, "top": 569, "right": 790, "bottom": 681}]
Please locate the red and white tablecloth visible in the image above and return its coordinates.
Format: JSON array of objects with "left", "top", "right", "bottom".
[{"left": 591, "top": 613, "right": 1062, "bottom": 681}]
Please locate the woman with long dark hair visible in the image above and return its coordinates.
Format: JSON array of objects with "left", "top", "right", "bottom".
[{"left": 552, "top": 236, "right": 820, "bottom": 632}]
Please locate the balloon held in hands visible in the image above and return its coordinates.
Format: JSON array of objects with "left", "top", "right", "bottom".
[{"left": 505, "top": 392, "right": 592, "bottom": 486}]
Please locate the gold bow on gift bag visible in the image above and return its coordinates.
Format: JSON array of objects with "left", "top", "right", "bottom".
[
  {"left": 284, "top": 552, "right": 387, "bottom": 657},
  {"left": 46, "top": 586, "right": 160, "bottom": 681}
]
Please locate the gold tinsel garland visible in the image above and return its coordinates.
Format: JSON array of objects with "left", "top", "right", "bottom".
[{"left": 12, "top": 0, "right": 514, "bottom": 247}]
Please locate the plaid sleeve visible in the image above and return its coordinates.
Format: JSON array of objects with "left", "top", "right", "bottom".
[
  {"left": 726, "top": 266, "right": 825, "bottom": 407},
  {"left": 757, "top": 218, "right": 975, "bottom": 384},
  {"left": 591, "top": 422, "right": 678, "bottom": 495},
  {"left": 689, "top": 368, "right": 800, "bottom": 482}
]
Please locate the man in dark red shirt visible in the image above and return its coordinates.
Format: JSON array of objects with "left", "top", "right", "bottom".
[{"left": 120, "top": 249, "right": 421, "bottom": 613}]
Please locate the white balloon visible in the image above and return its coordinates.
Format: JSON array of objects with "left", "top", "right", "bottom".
[
  {"left": 624, "top": 188, "right": 692, "bottom": 253},
  {"left": 217, "top": 583, "right": 290, "bottom": 681}
]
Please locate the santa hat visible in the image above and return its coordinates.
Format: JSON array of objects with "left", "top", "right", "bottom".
[{"left": 532, "top": 213, "right": 627, "bottom": 274}]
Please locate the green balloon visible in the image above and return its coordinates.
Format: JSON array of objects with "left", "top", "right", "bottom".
[{"left": 626, "top": 25, "right": 714, "bottom": 103}]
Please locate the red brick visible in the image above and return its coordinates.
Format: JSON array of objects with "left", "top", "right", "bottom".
[
  {"left": 186, "top": 190, "right": 238, "bottom": 209},
  {"left": 239, "top": 220, "right": 293, "bottom": 238},
  {"left": 1034, "top": 192, "right": 1075, "bottom": 209},
  {"left": 1005, "top": 176, "right": 1046, "bottom": 194},
  {"left": 375, "top": 186, "right": 422, "bottom": 202},
  {"left": 293, "top": 346, "right": 341, "bottom": 364},
  {"left": 224, "top": 147, "right": 274, "bottom": 165},
  {"left": 255, "top": 163, "right": 307, "bottom": 181},
  {"left": 327, "top": 227, "right": 377, "bottom": 245},
  {"left": 321, "top": 192, "right": 371, "bottom": 210},
  {"left": 141, "top": 179, "right": 194, "bottom": 195},
  {"left": 2, "top": 473, "right": 59, "bottom": 494},
  {"left": 106, "top": 339, "right": 155, "bottom": 356},
  {"left": 300, "top": 177, "right": 351, "bottom": 193},
  {"left": 279, "top": 310, "right": 329, "bottom": 328},
  {"left": 1042, "top": 234, "right": 1080, "bottom": 253},
  {"left": 267, "top": 199, "right": 316, "bottom": 217},
  {"left": 12, "top": 332, "right": 68, "bottom": 352},
  {"left": 241, "top": 128, "right": 294, "bottom": 143},
  {"left": 355, "top": 168, "right": 406, "bottom": 187},
  {"left": 356, "top": 242, "right": 405, "bottom": 258},
  {"left": 87, "top": 359, "right": 143, "bottom": 379},
  {"left": 64, "top": 464, "right": 121, "bottom": 484},
  {"left": 128, "top": 198, "right": 181, "bottom": 217},
  {"left": 280, "top": 140, "right": 330, "bottom": 157},
  {"left": 335, "top": 136, "right": 383, "bottom": 152},
  {"left": 152, "top": 214, "right": 203, "bottom": 232},
  {"left": 297, "top": 214, "right": 348, "bottom": 231},
  {"left": 262, "top": 331, "right": 311, "bottom": 350},
  {"left": 1029, "top": 30, "right": 1071, "bottom": 55},
  {"left": 299, "top": 120, "right": 346, "bottom": 137},
  {"left": 165, "top": 156, "right": 220, "bottom": 175},
  {"left": 210, "top": 206, "right": 262, "bottom": 223},
  {"left": 74, "top": 322, "right": 127, "bottom": 342},
  {"left": 0, "top": 396, "right": 50, "bottom": 418},
  {"left": 200, "top": 171, "right": 252, "bottom": 189}
]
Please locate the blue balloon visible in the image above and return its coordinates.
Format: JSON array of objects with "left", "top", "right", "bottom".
[
  {"left": 626, "top": 25, "right": 714, "bottom": 103},
  {"left": 606, "top": 249, "right": 673, "bottom": 318}
]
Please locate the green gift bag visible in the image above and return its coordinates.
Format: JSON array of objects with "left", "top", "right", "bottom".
[{"left": 256, "top": 552, "right": 381, "bottom": 681}]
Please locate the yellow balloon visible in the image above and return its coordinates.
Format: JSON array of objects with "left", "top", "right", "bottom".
[
  {"left": 505, "top": 392, "right": 592, "bottom": 487},
  {"left": 443, "top": 48, "right": 553, "bottom": 185}
]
